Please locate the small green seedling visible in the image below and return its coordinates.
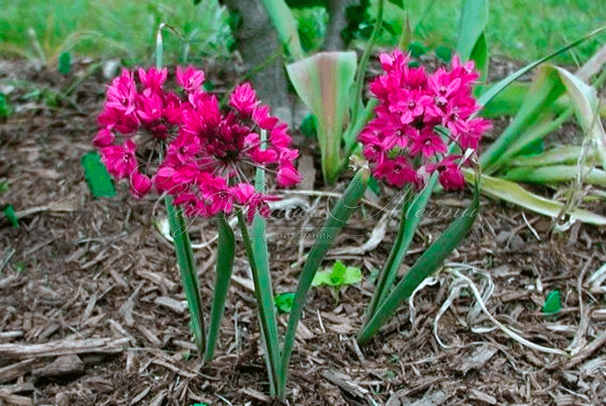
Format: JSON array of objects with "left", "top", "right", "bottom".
[
  {"left": 3, "top": 204, "right": 19, "bottom": 228},
  {"left": 542, "top": 290, "right": 561, "bottom": 314},
  {"left": 58, "top": 52, "right": 71, "bottom": 75},
  {"left": 312, "top": 260, "right": 362, "bottom": 301},
  {"left": 81, "top": 151, "right": 116, "bottom": 198},
  {"left": 275, "top": 292, "right": 295, "bottom": 314},
  {"left": 0, "top": 93, "right": 11, "bottom": 121}
]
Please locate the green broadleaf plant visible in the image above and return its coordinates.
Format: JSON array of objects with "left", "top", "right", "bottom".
[
  {"left": 542, "top": 290, "right": 561, "bottom": 314},
  {"left": 275, "top": 292, "right": 295, "bottom": 314},
  {"left": 264, "top": 0, "right": 385, "bottom": 184},
  {"left": 81, "top": 151, "right": 116, "bottom": 198},
  {"left": 287, "top": 51, "right": 358, "bottom": 184},
  {"left": 3, "top": 204, "right": 19, "bottom": 228}
]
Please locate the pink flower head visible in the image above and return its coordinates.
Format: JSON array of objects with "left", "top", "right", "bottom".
[
  {"left": 94, "top": 66, "right": 300, "bottom": 208},
  {"left": 359, "top": 50, "right": 490, "bottom": 191},
  {"left": 176, "top": 66, "right": 205, "bottom": 93}
]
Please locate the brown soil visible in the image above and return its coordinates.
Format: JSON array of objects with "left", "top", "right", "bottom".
[{"left": 1, "top": 57, "right": 606, "bottom": 406}]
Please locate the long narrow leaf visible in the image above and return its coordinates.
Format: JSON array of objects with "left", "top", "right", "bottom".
[
  {"left": 503, "top": 165, "right": 606, "bottom": 187},
  {"left": 510, "top": 146, "right": 597, "bottom": 167},
  {"left": 358, "top": 183, "right": 481, "bottom": 344},
  {"left": 259, "top": 0, "right": 304, "bottom": 60},
  {"left": 166, "top": 198, "right": 206, "bottom": 353},
  {"left": 480, "top": 66, "right": 566, "bottom": 171},
  {"left": 365, "top": 174, "right": 438, "bottom": 319},
  {"left": 457, "top": 0, "right": 489, "bottom": 60},
  {"left": 278, "top": 168, "right": 369, "bottom": 397},
  {"left": 477, "top": 26, "right": 606, "bottom": 108},
  {"left": 204, "top": 215, "right": 235, "bottom": 361},
  {"left": 464, "top": 169, "right": 606, "bottom": 225},
  {"left": 248, "top": 130, "right": 281, "bottom": 396},
  {"left": 457, "top": 0, "right": 489, "bottom": 80},
  {"left": 487, "top": 107, "right": 573, "bottom": 172},
  {"left": 286, "top": 52, "right": 358, "bottom": 184}
]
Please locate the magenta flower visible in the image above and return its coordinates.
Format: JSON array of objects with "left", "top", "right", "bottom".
[
  {"left": 138, "top": 67, "right": 168, "bottom": 91},
  {"left": 359, "top": 50, "right": 490, "bottom": 191},
  {"left": 100, "top": 140, "right": 137, "bottom": 180},
  {"left": 94, "top": 66, "right": 301, "bottom": 207},
  {"left": 176, "top": 66, "right": 205, "bottom": 93},
  {"left": 230, "top": 83, "right": 259, "bottom": 117}
]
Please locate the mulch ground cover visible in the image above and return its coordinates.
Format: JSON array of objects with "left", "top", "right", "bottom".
[{"left": 1, "top": 55, "right": 606, "bottom": 406}]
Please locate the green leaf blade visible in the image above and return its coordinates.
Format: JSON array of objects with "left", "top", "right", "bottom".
[
  {"left": 279, "top": 168, "right": 369, "bottom": 396},
  {"left": 286, "top": 52, "right": 358, "bottom": 184},
  {"left": 204, "top": 215, "right": 236, "bottom": 361},
  {"left": 358, "top": 187, "right": 481, "bottom": 344}
]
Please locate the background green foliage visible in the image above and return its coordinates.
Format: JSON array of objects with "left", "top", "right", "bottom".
[
  {"left": 1, "top": 0, "right": 603, "bottom": 64},
  {"left": 372, "top": 0, "right": 606, "bottom": 63},
  {"left": 0, "top": 0, "right": 232, "bottom": 65}
]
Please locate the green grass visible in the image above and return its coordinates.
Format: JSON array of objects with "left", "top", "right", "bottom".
[
  {"left": 373, "top": 0, "right": 606, "bottom": 64},
  {"left": 0, "top": 0, "right": 604, "bottom": 66},
  {"left": 0, "top": 0, "right": 231, "bottom": 66}
]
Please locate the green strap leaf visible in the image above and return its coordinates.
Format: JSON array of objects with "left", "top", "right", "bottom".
[
  {"left": 457, "top": 0, "right": 489, "bottom": 60},
  {"left": 286, "top": 52, "right": 358, "bottom": 184},
  {"left": 477, "top": 26, "right": 606, "bottom": 108},
  {"left": 464, "top": 169, "right": 606, "bottom": 225},
  {"left": 365, "top": 176, "right": 437, "bottom": 319},
  {"left": 241, "top": 129, "right": 281, "bottom": 396},
  {"left": 81, "top": 151, "right": 116, "bottom": 198},
  {"left": 503, "top": 165, "right": 606, "bottom": 187},
  {"left": 509, "top": 146, "right": 597, "bottom": 167},
  {"left": 457, "top": 0, "right": 489, "bottom": 80},
  {"left": 204, "top": 215, "right": 236, "bottom": 361},
  {"left": 278, "top": 168, "right": 369, "bottom": 397},
  {"left": 357, "top": 184, "right": 481, "bottom": 344},
  {"left": 259, "top": 0, "right": 304, "bottom": 60},
  {"left": 166, "top": 198, "right": 206, "bottom": 354}
]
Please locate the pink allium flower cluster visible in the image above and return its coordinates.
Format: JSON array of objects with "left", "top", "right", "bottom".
[
  {"left": 95, "top": 67, "right": 301, "bottom": 220},
  {"left": 359, "top": 51, "right": 491, "bottom": 191}
]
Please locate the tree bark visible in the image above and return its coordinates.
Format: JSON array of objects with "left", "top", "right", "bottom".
[
  {"left": 324, "top": 0, "right": 358, "bottom": 51},
  {"left": 221, "top": 0, "right": 291, "bottom": 122}
]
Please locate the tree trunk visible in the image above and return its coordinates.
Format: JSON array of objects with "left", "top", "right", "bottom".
[
  {"left": 221, "top": 0, "right": 291, "bottom": 122},
  {"left": 324, "top": 0, "right": 358, "bottom": 51}
]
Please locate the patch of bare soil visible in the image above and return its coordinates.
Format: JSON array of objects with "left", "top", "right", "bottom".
[{"left": 1, "top": 57, "right": 606, "bottom": 406}]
